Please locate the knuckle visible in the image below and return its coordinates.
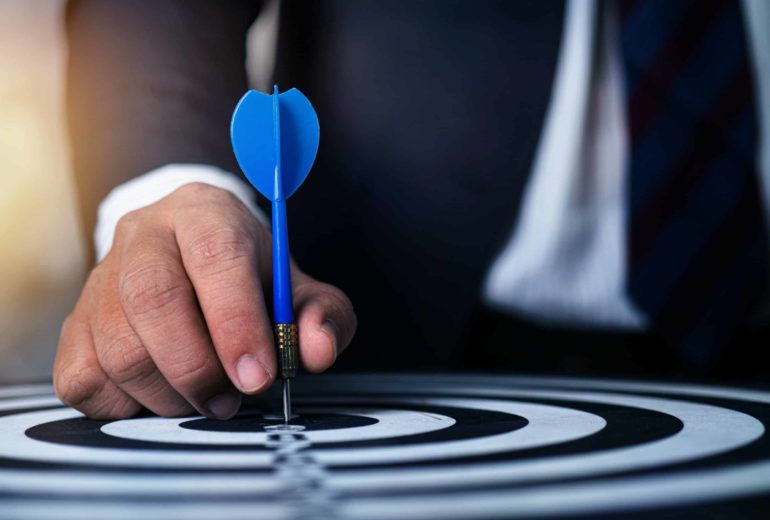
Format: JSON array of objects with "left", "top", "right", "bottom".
[
  {"left": 320, "top": 284, "right": 355, "bottom": 315},
  {"left": 87, "top": 261, "right": 108, "bottom": 284},
  {"left": 119, "top": 263, "right": 186, "bottom": 316},
  {"left": 59, "top": 313, "right": 77, "bottom": 338},
  {"left": 185, "top": 226, "right": 255, "bottom": 272},
  {"left": 173, "top": 182, "right": 227, "bottom": 201},
  {"left": 114, "top": 209, "right": 143, "bottom": 237},
  {"left": 56, "top": 319, "right": 77, "bottom": 364},
  {"left": 54, "top": 362, "right": 107, "bottom": 408},
  {"left": 100, "top": 336, "right": 155, "bottom": 386}
]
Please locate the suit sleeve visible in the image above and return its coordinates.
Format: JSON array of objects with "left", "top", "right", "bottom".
[{"left": 65, "top": 0, "right": 261, "bottom": 250}]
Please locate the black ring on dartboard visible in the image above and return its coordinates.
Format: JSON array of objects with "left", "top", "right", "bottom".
[
  {"left": 558, "top": 392, "right": 770, "bottom": 520},
  {"left": 22, "top": 402, "right": 525, "bottom": 446},
  {"left": 11, "top": 402, "right": 524, "bottom": 473},
  {"left": 326, "top": 393, "right": 770, "bottom": 498},
  {"left": 317, "top": 395, "right": 682, "bottom": 469},
  {"left": 0, "top": 395, "right": 671, "bottom": 477},
  {"left": 0, "top": 380, "right": 767, "bottom": 507},
  {"left": 181, "top": 410, "right": 379, "bottom": 432},
  {"left": 0, "top": 393, "right": 687, "bottom": 505}
]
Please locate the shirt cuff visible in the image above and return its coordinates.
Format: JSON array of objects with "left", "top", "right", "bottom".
[{"left": 94, "top": 163, "right": 268, "bottom": 261}]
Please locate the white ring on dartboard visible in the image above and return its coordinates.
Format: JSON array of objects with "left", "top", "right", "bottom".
[
  {"left": 0, "top": 392, "right": 759, "bottom": 479},
  {"left": 101, "top": 407, "right": 455, "bottom": 444},
  {"left": 1, "top": 377, "right": 769, "bottom": 520},
  {"left": 0, "top": 397, "right": 603, "bottom": 468}
]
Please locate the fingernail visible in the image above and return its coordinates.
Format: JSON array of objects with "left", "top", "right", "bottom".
[
  {"left": 236, "top": 354, "right": 271, "bottom": 393},
  {"left": 204, "top": 392, "right": 241, "bottom": 420},
  {"left": 321, "top": 319, "right": 339, "bottom": 360}
]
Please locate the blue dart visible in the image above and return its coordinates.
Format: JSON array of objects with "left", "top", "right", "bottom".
[{"left": 230, "top": 85, "right": 320, "bottom": 423}]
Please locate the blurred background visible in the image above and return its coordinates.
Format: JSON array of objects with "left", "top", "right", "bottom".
[{"left": 0, "top": 0, "right": 85, "bottom": 382}]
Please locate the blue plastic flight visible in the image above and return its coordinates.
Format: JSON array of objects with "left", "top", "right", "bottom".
[{"left": 230, "top": 86, "right": 320, "bottom": 324}]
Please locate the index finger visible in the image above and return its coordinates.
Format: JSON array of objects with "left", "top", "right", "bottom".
[{"left": 174, "top": 199, "right": 276, "bottom": 395}]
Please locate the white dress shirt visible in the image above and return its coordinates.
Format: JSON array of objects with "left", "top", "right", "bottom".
[
  {"left": 483, "top": 0, "right": 770, "bottom": 330},
  {"left": 95, "top": 0, "right": 770, "bottom": 333}
]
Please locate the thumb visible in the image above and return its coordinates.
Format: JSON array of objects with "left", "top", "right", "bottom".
[{"left": 292, "top": 273, "right": 357, "bottom": 373}]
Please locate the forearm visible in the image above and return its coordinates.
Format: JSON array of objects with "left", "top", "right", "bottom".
[{"left": 65, "top": 0, "right": 260, "bottom": 261}]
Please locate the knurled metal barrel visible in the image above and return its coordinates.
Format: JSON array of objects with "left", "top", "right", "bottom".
[{"left": 274, "top": 323, "right": 298, "bottom": 379}]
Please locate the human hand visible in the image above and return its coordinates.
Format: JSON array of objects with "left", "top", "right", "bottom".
[{"left": 54, "top": 183, "right": 356, "bottom": 419}]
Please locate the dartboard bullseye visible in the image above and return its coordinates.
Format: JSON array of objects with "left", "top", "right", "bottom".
[{"left": 1, "top": 374, "right": 770, "bottom": 519}]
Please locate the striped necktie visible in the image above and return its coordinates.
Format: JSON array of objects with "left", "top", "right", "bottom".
[{"left": 620, "top": 0, "right": 768, "bottom": 369}]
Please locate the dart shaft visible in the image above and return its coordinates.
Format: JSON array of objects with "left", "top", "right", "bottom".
[
  {"left": 272, "top": 195, "right": 297, "bottom": 420},
  {"left": 272, "top": 198, "right": 294, "bottom": 324}
]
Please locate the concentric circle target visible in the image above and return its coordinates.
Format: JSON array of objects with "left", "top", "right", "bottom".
[{"left": 1, "top": 374, "right": 770, "bottom": 519}]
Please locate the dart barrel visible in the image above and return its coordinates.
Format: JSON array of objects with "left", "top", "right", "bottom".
[{"left": 274, "top": 323, "right": 299, "bottom": 379}]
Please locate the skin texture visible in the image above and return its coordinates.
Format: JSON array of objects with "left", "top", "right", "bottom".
[{"left": 53, "top": 183, "right": 356, "bottom": 420}]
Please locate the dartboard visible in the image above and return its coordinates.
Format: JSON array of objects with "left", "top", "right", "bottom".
[{"left": 1, "top": 374, "right": 770, "bottom": 519}]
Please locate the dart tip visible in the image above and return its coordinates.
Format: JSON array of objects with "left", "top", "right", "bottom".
[{"left": 282, "top": 378, "right": 292, "bottom": 424}]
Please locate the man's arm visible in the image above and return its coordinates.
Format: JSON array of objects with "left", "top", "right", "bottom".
[
  {"left": 59, "top": 0, "right": 357, "bottom": 420},
  {"left": 66, "top": 0, "right": 259, "bottom": 250}
]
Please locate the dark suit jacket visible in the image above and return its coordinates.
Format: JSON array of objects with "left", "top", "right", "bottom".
[{"left": 66, "top": 0, "right": 565, "bottom": 370}]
